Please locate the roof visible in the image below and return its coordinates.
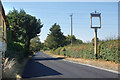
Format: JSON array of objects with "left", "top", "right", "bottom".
[{"left": 90, "top": 11, "right": 101, "bottom": 17}]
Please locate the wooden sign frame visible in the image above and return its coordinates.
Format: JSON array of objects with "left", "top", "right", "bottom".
[{"left": 91, "top": 12, "right": 101, "bottom": 28}]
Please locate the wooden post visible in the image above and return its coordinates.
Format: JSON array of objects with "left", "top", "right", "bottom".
[
  {"left": 91, "top": 16, "right": 92, "bottom": 28},
  {"left": 91, "top": 11, "right": 101, "bottom": 59},
  {"left": 94, "top": 28, "right": 97, "bottom": 59}
]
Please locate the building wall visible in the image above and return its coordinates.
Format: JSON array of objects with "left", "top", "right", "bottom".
[{"left": 0, "top": 1, "right": 7, "bottom": 56}]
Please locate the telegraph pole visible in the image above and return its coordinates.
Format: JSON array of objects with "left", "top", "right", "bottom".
[{"left": 70, "top": 14, "right": 73, "bottom": 46}]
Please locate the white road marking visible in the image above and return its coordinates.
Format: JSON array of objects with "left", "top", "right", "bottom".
[{"left": 63, "top": 59, "right": 119, "bottom": 74}]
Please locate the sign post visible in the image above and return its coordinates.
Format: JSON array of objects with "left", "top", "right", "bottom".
[{"left": 90, "top": 11, "right": 101, "bottom": 59}]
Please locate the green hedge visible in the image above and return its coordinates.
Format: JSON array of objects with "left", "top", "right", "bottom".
[
  {"left": 98, "top": 40, "right": 119, "bottom": 63},
  {"left": 52, "top": 39, "right": 119, "bottom": 63}
]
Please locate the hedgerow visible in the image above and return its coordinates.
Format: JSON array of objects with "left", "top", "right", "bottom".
[{"left": 52, "top": 39, "right": 119, "bottom": 63}]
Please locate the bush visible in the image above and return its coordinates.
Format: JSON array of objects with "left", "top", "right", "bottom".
[
  {"left": 99, "top": 40, "right": 119, "bottom": 63},
  {"left": 52, "top": 39, "right": 119, "bottom": 63},
  {"left": 6, "top": 50, "right": 25, "bottom": 63}
]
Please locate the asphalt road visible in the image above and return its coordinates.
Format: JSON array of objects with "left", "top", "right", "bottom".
[{"left": 22, "top": 51, "right": 119, "bottom": 79}]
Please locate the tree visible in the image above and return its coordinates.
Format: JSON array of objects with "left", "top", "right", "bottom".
[
  {"left": 65, "top": 35, "right": 83, "bottom": 45},
  {"left": 30, "top": 37, "right": 41, "bottom": 52},
  {"left": 46, "top": 23, "right": 66, "bottom": 49},
  {"left": 6, "top": 8, "right": 43, "bottom": 51},
  {"left": 65, "top": 35, "right": 76, "bottom": 45},
  {"left": 75, "top": 39, "right": 83, "bottom": 44}
]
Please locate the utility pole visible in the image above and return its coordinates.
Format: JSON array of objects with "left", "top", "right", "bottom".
[{"left": 70, "top": 14, "right": 73, "bottom": 46}]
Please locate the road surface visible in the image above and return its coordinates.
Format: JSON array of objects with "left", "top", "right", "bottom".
[{"left": 22, "top": 51, "right": 119, "bottom": 80}]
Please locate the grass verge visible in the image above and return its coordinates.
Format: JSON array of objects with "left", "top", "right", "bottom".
[
  {"left": 44, "top": 51, "right": 119, "bottom": 72},
  {"left": 2, "top": 56, "right": 30, "bottom": 80}
]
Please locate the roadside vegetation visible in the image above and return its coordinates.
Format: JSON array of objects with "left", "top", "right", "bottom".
[
  {"left": 3, "top": 7, "right": 119, "bottom": 79},
  {"left": 3, "top": 8, "right": 43, "bottom": 79},
  {"left": 43, "top": 23, "right": 83, "bottom": 50},
  {"left": 51, "top": 39, "right": 119, "bottom": 63},
  {"left": 41, "top": 23, "right": 119, "bottom": 64}
]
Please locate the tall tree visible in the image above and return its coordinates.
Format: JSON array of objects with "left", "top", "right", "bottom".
[
  {"left": 65, "top": 35, "right": 83, "bottom": 45},
  {"left": 30, "top": 37, "right": 42, "bottom": 52},
  {"left": 46, "top": 23, "right": 66, "bottom": 49},
  {"left": 6, "top": 8, "right": 43, "bottom": 49}
]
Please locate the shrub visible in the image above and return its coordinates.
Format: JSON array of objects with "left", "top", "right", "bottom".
[{"left": 52, "top": 39, "right": 119, "bottom": 63}]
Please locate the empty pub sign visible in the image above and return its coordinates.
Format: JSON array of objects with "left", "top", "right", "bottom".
[
  {"left": 92, "top": 17, "right": 100, "bottom": 27},
  {"left": 91, "top": 11, "right": 101, "bottom": 28}
]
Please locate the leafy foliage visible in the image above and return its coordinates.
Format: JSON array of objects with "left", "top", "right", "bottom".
[
  {"left": 6, "top": 8, "right": 43, "bottom": 49},
  {"left": 5, "top": 8, "right": 43, "bottom": 79},
  {"left": 65, "top": 35, "right": 83, "bottom": 45},
  {"left": 30, "top": 37, "right": 42, "bottom": 52},
  {"left": 45, "top": 23, "right": 66, "bottom": 49},
  {"left": 98, "top": 40, "right": 119, "bottom": 63},
  {"left": 52, "top": 39, "right": 119, "bottom": 63},
  {"left": 6, "top": 8, "right": 43, "bottom": 60},
  {"left": 45, "top": 23, "right": 83, "bottom": 50}
]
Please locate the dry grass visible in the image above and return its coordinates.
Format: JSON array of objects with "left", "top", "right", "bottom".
[
  {"left": 44, "top": 51, "right": 119, "bottom": 72},
  {"left": 3, "top": 58, "right": 16, "bottom": 78},
  {"left": 2, "top": 57, "right": 29, "bottom": 79}
]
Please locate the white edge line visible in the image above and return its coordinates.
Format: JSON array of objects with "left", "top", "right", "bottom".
[{"left": 62, "top": 59, "right": 120, "bottom": 74}]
